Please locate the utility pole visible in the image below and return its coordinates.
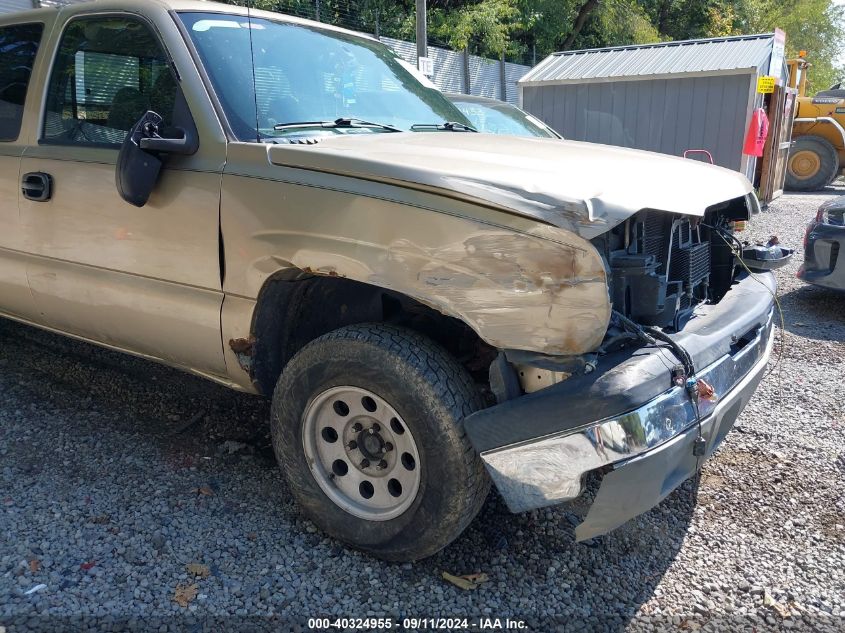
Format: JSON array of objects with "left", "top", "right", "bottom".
[
  {"left": 462, "top": 48, "right": 470, "bottom": 94},
  {"left": 415, "top": 0, "right": 427, "bottom": 62},
  {"left": 315, "top": 0, "right": 321, "bottom": 22},
  {"left": 500, "top": 52, "right": 507, "bottom": 101}
]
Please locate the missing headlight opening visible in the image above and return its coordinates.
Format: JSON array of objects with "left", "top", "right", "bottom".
[
  {"left": 510, "top": 196, "right": 754, "bottom": 396},
  {"left": 593, "top": 195, "right": 752, "bottom": 333}
]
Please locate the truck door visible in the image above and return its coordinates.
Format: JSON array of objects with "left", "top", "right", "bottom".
[
  {"left": 18, "top": 11, "right": 228, "bottom": 376},
  {"left": 0, "top": 21, "right": 45, "bottom": 324}
]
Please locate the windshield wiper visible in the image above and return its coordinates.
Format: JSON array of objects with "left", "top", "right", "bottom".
[
  {"left": 410, "top": 121, "right": 477, "bottom": 132},
  {"left": 273, "top": 117, "right": 402, "bottom": 133}
]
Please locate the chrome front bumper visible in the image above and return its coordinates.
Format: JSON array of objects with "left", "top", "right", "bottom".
[{"left": 480, "top": 308, "right": 774, "bottom": 537}]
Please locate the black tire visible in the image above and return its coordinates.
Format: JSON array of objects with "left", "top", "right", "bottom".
[
  {"left": 270, "top": 323, "right": 490, "bottom": 561},
  {"left": 786, "top": 135, "right": 839, "bottom": 191}
]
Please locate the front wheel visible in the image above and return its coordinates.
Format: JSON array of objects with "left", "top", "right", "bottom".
[
  {"left": 270, "top": 324, "right": 490, "bottom": 561},
  {"left": 786, "top": 135, "right": 840, "bottom": 191}
]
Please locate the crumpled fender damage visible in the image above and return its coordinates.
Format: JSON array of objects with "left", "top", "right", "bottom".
[{"left": 221, "top": 152, "right": 611, "bottom": 357}]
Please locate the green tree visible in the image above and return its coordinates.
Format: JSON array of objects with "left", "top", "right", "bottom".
[
  {"left": 638, "top": 0, "right": 746, "bottom": 40},
  {"left": 742, "top": 0, "right": 845, "bottom": 92},
  {"left": 578, "top": 0, "right": 662, "bottom": 48},
  {"left": 428, "top": 0, "right": 519, "bottom": 55},
  {"left": 511, "top": 0, "right": 584, "bottom": 58}
]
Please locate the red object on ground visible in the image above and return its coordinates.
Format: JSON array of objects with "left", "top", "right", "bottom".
[{"left": 743, "top": 108, "right": 770, "bottom": 157}]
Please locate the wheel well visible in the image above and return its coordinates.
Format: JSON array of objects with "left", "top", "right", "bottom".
[{"left": 249, "top": 273, "right": 497, "bottom": 397}]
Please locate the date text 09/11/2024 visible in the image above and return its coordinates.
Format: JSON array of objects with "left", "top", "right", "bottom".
[{"left": 307, "top": 617, "right": 529, "bottom": 630}]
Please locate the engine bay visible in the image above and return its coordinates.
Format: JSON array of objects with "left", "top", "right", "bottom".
[{"left": 592, "top": 195, "right": 755, "bottom": 332}]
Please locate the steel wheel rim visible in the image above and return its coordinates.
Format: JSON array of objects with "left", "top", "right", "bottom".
[
  {"left": 790, "top": 150, "right": 821, "bottom": 179},
  {"left": 301, "top": 386, "right": 421, "bottom": 521}
]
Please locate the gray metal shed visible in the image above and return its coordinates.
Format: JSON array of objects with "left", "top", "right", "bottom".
[{"left": 520, "top": 34, "right": 787, "bottom": 181}]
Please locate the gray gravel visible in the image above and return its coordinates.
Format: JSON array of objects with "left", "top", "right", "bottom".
[{"left": 1, "top": 188, "right": 844, "bottom": 632}]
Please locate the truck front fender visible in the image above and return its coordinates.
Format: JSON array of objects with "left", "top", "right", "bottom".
[{"left": 220, "top": 166, "right": 611, "bottom": 361}]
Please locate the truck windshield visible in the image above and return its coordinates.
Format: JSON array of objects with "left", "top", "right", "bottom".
[
  {"left": 179, "top": 12, "right": 472, "bottom": 141},
  {"left": 449, "top": 98, "right": 560, "bottom": 139}
]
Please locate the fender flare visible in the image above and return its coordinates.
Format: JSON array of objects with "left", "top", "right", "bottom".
[{"left": 794, "top": 117, "right": 845, "bottom": 149}]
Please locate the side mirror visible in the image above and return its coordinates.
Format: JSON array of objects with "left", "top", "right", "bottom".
[{"left": 115, "top": 111, "right": 199, "bottom": 207}]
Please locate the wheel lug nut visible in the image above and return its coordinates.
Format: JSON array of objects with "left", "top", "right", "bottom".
[
  {"left": 352, "top": 423, "right": 362, "bottom": 432},
  {"left": 384, "top": 442, "right": 393, "bottom": 452},
  {"left": 360, "top": 458, "right": 370, "bottom": 469},
  {"left": 372, "top": 423, "right": 381, "bottom": 432},
  {"left": 347, "top": 440, "right": 357, "bottom": 450},
  {"left": 378, "top": 459, "right": 388, "bottom": 470}
]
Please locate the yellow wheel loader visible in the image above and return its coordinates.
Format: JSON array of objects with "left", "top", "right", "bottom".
[{"left": 786, "top": 55, "right": 845, "bottom": 191}]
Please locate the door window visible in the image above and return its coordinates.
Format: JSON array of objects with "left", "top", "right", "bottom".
[
  {"left": 42, "top": 16, "right": 176, "bottom": 146},
  {"left": 0, "top": 23, "right": 44, "bottom": 142}
]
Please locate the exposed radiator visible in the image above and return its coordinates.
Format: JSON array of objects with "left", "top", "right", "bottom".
[{"left": 608, "top": 211, "right": 712, "bottom": 329}]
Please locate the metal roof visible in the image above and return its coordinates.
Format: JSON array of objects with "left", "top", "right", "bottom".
[{"left": 520, "top": 33, "right": 775, "bottom": 85}]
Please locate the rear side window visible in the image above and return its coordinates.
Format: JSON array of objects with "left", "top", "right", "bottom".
[{"left": 0, "top": 23, "right": 44, "bottom": 142}]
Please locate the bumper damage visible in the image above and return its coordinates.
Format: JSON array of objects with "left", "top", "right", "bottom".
[
  {"left": 575, "top": 319, "right": 772, "bottom": 540},
  {"left": 464, "top": 271, "right": 776, "bottom": 540}
]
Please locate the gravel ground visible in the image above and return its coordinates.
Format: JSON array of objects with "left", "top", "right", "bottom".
[{"left": 1, "top": 188, "right": 843, "bottom": 633}]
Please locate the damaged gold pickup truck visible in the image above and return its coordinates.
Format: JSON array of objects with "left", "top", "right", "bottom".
[{"left": 1, "top": 0, "right": 780, "bottom": 561}]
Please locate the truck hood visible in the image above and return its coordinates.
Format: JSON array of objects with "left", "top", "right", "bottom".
[{"left": 268, "top": 132, "right": 754, "bottom": 238}]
